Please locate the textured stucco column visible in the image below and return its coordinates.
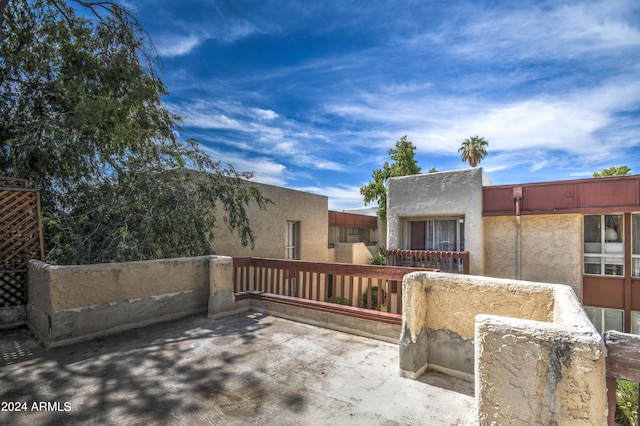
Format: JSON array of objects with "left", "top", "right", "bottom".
[
  {"left": 26, "top": 260, "right": 53, "bottom": 345},
  {"left": 475, "top": 315, "right": 607, "bottom": 425},
  {"left": 399, "top": 272, "right": 431, "bottom": 379},
  {"left": 208, "top": 256, "right": 242, "bottom": 319}
]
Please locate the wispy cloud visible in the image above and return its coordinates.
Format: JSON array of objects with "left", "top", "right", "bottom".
[
  {"left": 199, "top": 146, "right": 288, "bottom": 186},
  {"left": 170, "top": 99, "right": 348, "bottom": 175},
  {"left": 155, "top": 34, "right": 202, "bottom": 57},
  {"left": 418, "top": 0, "right": 640, "bottom": 61},
  {"left": 139, "top": 0, "right": 640, "bottom": 208},
  {"left": 326, "top": 76, "right": 640, "bottom": 158},
  {"left": 252, "top": 108, "right": 279, "bottom": 120},
  {"left": 214, "top": 20, "right": 267, "bottom": 44},
  {"left": 295, "top": 184, "right": 366, "bottom": 211}
]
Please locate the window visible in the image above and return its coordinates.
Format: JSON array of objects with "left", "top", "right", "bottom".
[
  {"left": 633, "top": 214, "right": 640, "bottom": 278},
  {"left": 410, "top": 218, "right": 464, "bottom": 251},
  {"left": 285, "top": 221, "right": 300, "bottom": 259},
  {"left": 348, "top": 228, "right": 360, "bottom": 235},
  {"left": 583, "top": 214, "right": 624, "bottom": 276},
  {"left": 584, "top": 306, "right": 624, "bottom": 334},
  {"left": 632, "top": 311, "right": 640, "bottom": 335}
]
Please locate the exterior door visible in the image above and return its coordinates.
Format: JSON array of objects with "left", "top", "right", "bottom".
[{"left": 409, "top": 218, "right": 463, "bottom": 251}]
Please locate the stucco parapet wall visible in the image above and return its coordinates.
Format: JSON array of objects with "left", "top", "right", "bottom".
[
  {"left": 27, "top": 256, "right": 234, "bottom": 348},
  {"left": 33, "top": 255, "right": 216, "bottom": 310},
  {"left": 475, "top": 315, "right": 606, "bottom": 425},
  {"left": 401, "top": 272, "right": 556, "bottom": 341},
  {"left": 399, "top": 270, "right": 607, "bottom": 424},
  {"left": 389, "top": 166, "right": 492, "bottom": 186}
]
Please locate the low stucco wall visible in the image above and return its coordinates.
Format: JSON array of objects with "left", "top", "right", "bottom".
[
  {"left": 399, "top": 271, "right": 606, "bottom": 425},
  {"left": 27, "top": 256, "right": 224, "bottom": 348},
  {"left": 400, "top": 273, "right": 555, "bottom": 380},
  {"left": 484, "top": 214, "right": 583, "bottom": 299},
  {"left": 0, "top": 305, "right": 26, "bottom": 329},
  {"left": 242, "top": 297, "right": 401, "bottom": 344},
  {"left": 333, "top": 242, "right": 373, "bottom": 264}
]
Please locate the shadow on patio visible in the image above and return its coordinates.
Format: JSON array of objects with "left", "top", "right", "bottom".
[{"left": 0, "top": 312, "right": 474, "bottom": 426}]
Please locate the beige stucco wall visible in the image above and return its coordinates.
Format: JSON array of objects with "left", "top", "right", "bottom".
[
  {"left": 44, "top": 256, "right": 212, "bottom": 311},
  {"left": 483, "top": 216, "right": 516, "bottom": 278},
  {"left": 402, "top": 272, "right": 555, "bottom": 342},
  {"left": 476, "top": 315, "right": 607, "bottom": 425},
  {"left": 211, "top": 181, "right": 328, "bottom": 261},
  {"left": 399, "top": 271, "right": 607, "bottom": 425},
  {"left": 333, "top": 242, "right": 373, "bottom": 264},
  {"left": 27, "top": 256, "right": 223, "bottom": 347},
  {"left": 484, "top": 214, "right": 582, "bottom": 299}
]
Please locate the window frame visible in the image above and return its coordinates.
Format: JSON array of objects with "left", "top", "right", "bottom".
[
  {"left": 583, "top": 213, "right": 625, "bottom": 276},
  {"left": 285, "top": 221, "right": 300, "bottom": 260},
  {"left": 632, "top": 214, "right": 640, "bottom": 278},
  {"left": 584, "top": 306, "right": 624, "bottom": 334},
  {"left": 408, "top": 217, "right": 464, "bottom": 252}
]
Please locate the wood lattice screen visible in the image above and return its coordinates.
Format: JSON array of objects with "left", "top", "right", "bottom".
[{"left": 0, "top": 177, "right": 44, "bottom": 307}]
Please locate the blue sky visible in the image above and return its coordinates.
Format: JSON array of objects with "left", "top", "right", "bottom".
[{"left": 125, "top": 0, "right": 639, "bottom": 210}]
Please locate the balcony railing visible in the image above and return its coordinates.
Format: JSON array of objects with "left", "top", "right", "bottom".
[
  {"left": 233, "top": 257, "right": 438, "bottom": 315},
  {"left": 386, "top": 249, "right": 470, "bottom": 274},
  {"left": 605, "top": 331, "right": 640, "bottom": 426}
]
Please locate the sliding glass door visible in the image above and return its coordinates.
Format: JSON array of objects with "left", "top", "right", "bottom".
[{"left": 409, "top": 218, "right": 464, "bottom": 251}]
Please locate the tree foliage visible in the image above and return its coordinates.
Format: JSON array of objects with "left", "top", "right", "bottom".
[
  {"left": 360, "top": 135, "right": 421, "bottom": 221},
  {"left": 1, "top": 0, "right": 269, "bottom": 264},
  {"left": 593, "top": 166, "right": 632, "bottom": 177},
  {"left": 458, "top": 135, "right": 489, "bottom": 167}
]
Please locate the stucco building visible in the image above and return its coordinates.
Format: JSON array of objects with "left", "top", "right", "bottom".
[
  {"left": 211, "top": 180, "right": 328, "bottom": 262},
  {"left": 386, "top": 168, "right": 640, "bottom": 334}
]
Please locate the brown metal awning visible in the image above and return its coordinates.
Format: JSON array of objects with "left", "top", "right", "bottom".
[
  {"left": 328, "top": 211, "right": 377, "bottom": 229},
  {"left": 483, "top": 174, "right": 640, "bottom": 216}
]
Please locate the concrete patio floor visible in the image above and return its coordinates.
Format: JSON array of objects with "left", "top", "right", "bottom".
[{"left": 0, "top": 312, "right": 475, "bottom": 425}]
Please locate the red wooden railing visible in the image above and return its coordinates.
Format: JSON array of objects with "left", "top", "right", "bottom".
[
  {"left": 386, "top": 249, "right": 470, "bottom": 274},
  {"left": 605, "top": 331, "right": 640, "bottom": 426},
  {"left": 233, "top": 257, "right": 438, "bottom": 315}
]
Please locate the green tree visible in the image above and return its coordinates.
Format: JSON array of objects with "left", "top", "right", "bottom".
[
  {"left": 1, "top": 0, "right": 269, "bottom": 264},
  {"left": 360, "top": 135, "right": 421, "bottom": 221},
  {"left": 593, "top": 166, "right": 632, "bottom": 177},
  {"left": 458, "top": 136, "right": 489, "bottom": 167}
]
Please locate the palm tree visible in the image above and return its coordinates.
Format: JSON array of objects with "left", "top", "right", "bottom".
[{"left": 458, "top": 136, "right": 488, "bottom": 167}]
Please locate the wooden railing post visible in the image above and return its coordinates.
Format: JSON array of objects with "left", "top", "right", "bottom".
[
  {"left": 463, "top": 251, "right": 469, "bottom": 274},
  {"left": 605, "top": 330, "right": 640, "bottom": 426},
  {"left": 385, "top": 249, "right": 469, "bottom": 273},
  {"left": 607, "top": 376, "right": 617, "bottom": 426},
  {"left": 232, "top": 257, "right": 438, "bottom": 314}
]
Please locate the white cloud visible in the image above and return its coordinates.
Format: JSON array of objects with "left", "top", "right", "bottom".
[
  {"left": 149, "top": 0, "right": 640, "bottom": 192},
  {"left": 170, "top": 99, "right": 349, "bottom": 172},
  {"left": 252, "top": 108, "right": 279, "bottom": 120},
  {"left": 199, "top": 145, "right": 288, "bottom": 186},
  {"left": 156, "top": 34, "right": 202, "bottom": 57},
  {"left": 295, "top": 184, "right": 366, "bottom": 211},
  {"left": 216, "top": 20, "right": 263, "bottom": 44},
  {"left": 554, "top": 1, "right": 640, "bottom": 51},
  {"left": 393, "top": 0, "right": 640, "bottom": 72},
  {"left": 183, "top": 111, "right": 244, "bottom": 131},
  {"left": 325, "top": 75, "right": 640, "bottom": 166}
]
